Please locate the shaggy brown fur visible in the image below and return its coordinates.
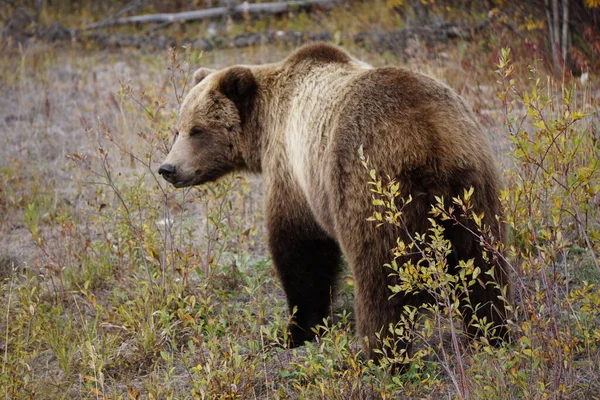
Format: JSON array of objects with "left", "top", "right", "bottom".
[{"left": 159, "top": 43, "right": 510, "bottom": 362}]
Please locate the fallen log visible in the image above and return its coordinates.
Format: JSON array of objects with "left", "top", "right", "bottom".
[
  {"left": 78, "top": 23, "right": 476, "bottom": 55},
  {"left": 84, "top": 0, "right": 337, "bottom": 30}
]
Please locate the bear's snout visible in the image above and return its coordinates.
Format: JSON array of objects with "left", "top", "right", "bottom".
[{"left": 158, "top": 163, "right": 176, "bottom": 181}]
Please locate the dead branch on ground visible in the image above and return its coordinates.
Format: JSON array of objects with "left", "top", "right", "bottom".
[{"left": 84, "top": 0, "right": 336, "bottom": 30}]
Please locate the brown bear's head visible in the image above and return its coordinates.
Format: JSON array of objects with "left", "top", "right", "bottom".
[{"left": 158, "top": 65, "right": 257, "bottom": 187}]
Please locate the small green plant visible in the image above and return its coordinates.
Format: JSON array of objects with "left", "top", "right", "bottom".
[{"left": 485, "top": 47, "right": 600, "bottom": 398}]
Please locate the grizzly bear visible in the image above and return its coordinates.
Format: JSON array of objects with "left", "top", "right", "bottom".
[{"left": 158, "top": 43, "right": 509, "bottom": 362}]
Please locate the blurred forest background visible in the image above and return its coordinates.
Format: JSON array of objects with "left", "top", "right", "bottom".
[
  {"left": 4, "top": 0, "right": 600, "bottom": 73},
  {"left": 1, "top": 0, "right": 599, "bottom": 399}
]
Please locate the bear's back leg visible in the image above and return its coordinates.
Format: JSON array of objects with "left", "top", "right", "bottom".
[
  {"left": 445, "top": 219, "right": 510, "bottom": 344},
  {"left": 333, "top": 196, "right": 434, "bottom": 363}
]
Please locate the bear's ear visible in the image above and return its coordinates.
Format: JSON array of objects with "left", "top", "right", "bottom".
[
  {"left": 218, "top": 66, "right": 257, "bottom": 107},
  {"left": 192, "top": 67, "right": 215, "bottom": 86}
]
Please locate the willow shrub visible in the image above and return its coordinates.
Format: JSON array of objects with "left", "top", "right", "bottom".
[{"left": 361, "top": 48, "right": 600, "bottom": 398}]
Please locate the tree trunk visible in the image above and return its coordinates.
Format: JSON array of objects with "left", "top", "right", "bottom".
[
  {"left": 562, "top": 0, "right": 569, "bottom": 63},
  {"left": 545, "top": 0, "right": 559, "bottom": 69}
]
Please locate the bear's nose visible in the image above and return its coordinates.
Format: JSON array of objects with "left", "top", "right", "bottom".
[{"left": 158, "top": 164, "right": 176, "bottom": 179}]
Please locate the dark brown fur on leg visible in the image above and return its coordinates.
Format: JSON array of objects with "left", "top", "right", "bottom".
[
  {"left": 443, "top": 188, "right": 510, "bottom": 345},
  {"left": 267, "top": 209, "right": 342, "bottom": 347},
  {"left": 460, "top": 247, "right": 510, "bottom": 345}
]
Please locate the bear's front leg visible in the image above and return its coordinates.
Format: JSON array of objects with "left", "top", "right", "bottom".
[{"left": 265, "top": 188, "right": 342, "bottom": 347}]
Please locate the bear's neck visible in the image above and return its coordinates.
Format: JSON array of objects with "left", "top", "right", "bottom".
[
  {"left": 239, "top": 63, "right": 356, "bottom": 175},
  {"left": 239, "top": 63, "right": 345, "bottom": 174},
  {"left": 237, "top": 65, "right": 288, "bottom": 174}
]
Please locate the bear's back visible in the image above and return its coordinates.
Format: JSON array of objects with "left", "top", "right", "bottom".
[{"left": 333, "top": 66, "right": 491, "bottom": 170}]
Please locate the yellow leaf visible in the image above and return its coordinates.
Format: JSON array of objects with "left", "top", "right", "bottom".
[{"left": 585, "top": 0, "right": 600, "bottom": 8}]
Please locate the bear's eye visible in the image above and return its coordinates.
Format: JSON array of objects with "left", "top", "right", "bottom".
[
  {"left": 174, "top": 130, "right": 179, "bottom": 141},
  {"left": 190, "top": 127, "right": 204, "bottom": 137}
]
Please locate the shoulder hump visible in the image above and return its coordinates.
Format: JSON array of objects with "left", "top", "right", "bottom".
[{"left": 285, "top": 42, "right": 352, "bottom": 66}]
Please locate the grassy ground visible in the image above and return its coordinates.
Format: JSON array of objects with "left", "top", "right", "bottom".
[{"left": 2, "top": 2, "right": 600, "bottom": 399}]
